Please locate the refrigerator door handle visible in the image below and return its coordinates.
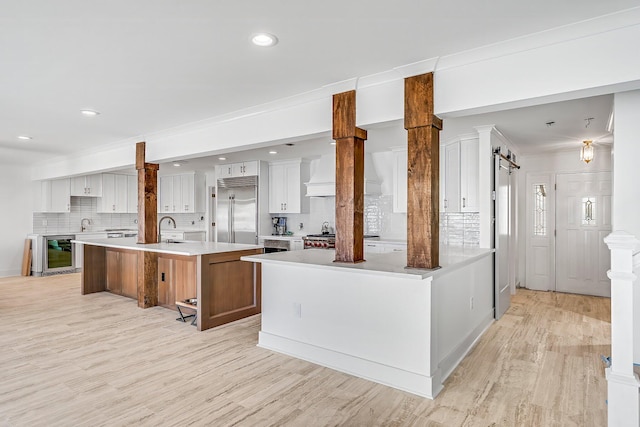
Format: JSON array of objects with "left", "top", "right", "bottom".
[
  {"left": 228, "top": 195, "right": 233, "bottom": 243},
  {"left": 230, "top": 195, "right": 235, "bottom": 243}
]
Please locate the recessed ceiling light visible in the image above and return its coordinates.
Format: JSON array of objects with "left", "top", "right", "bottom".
[
  {"left": 251, "top": 33, "right": 278, "bottom": 47},
  {"left": 81, "top": 109, "right": 100, "bottom": 116},
  {"left": 218, "top": 157, "right": 227, "bottom": 161},
  {"left": 18, "top": 135, "right": 32, "bottom": 140},
  {"left": 173, "top": 162, "right": 182, "bottom": 167},
  {"left": 269, "top": 150, "right": 278, "bottom": 154}
]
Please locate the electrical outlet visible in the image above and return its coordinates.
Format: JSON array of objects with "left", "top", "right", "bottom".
[{"left": 42, "top": 219, "right": 47, "bottom": 226}]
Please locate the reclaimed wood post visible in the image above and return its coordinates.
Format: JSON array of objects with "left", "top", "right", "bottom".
[
  {"left": 333, "top": 90, "right": 367, "bottom": 263},
  {"left": 135, "top": 141, "right": 159, "bottom": 308},
  {"left": 405, "top": 73, "right": 442, "bottom": 269}
]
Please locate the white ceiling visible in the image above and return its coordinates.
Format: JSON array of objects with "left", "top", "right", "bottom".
[{"left": 1, "top": 1, "right": 634, "bottom": 166}]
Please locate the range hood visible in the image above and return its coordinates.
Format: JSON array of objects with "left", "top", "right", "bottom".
[{"left": 305, "top": 153, "right": 381, "bottom": 197}]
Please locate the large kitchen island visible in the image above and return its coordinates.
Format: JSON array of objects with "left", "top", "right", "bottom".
[
  {"left": 242, "top": 246, "right": 494, "bottom": 399},
  {"left": 74, "top": 237, "right": 263, "bottom": 331}
]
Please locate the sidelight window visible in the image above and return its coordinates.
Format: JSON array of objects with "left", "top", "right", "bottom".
[{"left": 533, "top": 184, "right": 546, "bottom": 236}]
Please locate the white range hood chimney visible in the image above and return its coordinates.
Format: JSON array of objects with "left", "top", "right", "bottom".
[{"left": 305, "top": 153, "right": 381, "bottom": 197}]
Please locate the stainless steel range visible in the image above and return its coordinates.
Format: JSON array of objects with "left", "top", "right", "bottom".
[{"left": 303, "top": 234, "right": 335, "bottom": 249}]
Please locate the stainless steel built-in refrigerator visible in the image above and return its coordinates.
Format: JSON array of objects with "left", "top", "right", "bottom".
[{"left": 216, "top": 176, "right": 258, "bottom": 244}]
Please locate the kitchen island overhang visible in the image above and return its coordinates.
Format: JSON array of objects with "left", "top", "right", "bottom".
[
  {"left": 74, "top": 237, "right": 264, "bottom": 331},
  {"left": 242, "top": 246, "right": 494, "bottom": 398}
]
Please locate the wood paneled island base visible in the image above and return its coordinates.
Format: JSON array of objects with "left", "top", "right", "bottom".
[{"left": 78, "top": 239, "right": 263, "bottom": 331}]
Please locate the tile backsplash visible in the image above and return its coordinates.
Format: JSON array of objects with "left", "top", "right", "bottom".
[
  {"left": 32, "top": 197, "right": 206, "bottom": 234},
  {"left": 279, "top": 195, "right": 479, "bottom": 247},
  {"left": 440, "top": 212, "right": 480, "bottom": 247}
]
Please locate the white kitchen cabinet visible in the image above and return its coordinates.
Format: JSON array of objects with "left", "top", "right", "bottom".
[
  {"left": 70, "top": 174, "right": 103, "bottom": 197},
  {"left": 443, "top": 142, "right": 461, "bottom": 212},
  {"left": 364, "top": 241, "right": 407, "bottom": 254},
  {"left": 34, "top": 178, "right": 71, "bottom": 212},
  {"left": 459, "top": 138, "right": 479, "bottom": 212},
  {"left": 159, "top": 173, "right": 205, "bottom": 213},
  {"left": 127, "top": 175, "right": 138, "bottom": 213},
  {"left": 99, "top": 173, "right": 128, "bottom": 213},
  {"left": 217, "top": 161, "right": 258, "bottom": 179},
  {"left": 160, "top": 230, "right": 205, "bottom": 242},
  {"left": 392, "top": 149, "right": 407, "bottom": 213},
  {"left": 290, "top": 239, "right": 304, "bottom": 251},
  {"left": 268, "top": 160, "right": 310, "bottom": 214},
  {"left": 441, "top": 137, "right": 479, "bottom": 213}
]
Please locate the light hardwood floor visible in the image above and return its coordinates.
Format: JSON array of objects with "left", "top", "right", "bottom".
[{"left": 0, "top": 274, "right": 610, "bottom": 426}]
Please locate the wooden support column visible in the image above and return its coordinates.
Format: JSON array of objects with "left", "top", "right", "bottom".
[
  {"left": 405, "top": 73, "right": 442, "bottom": 269},
  {"left": 135, "top": 141, "right": 159, "bottom": 308},
  {"left": 136, "top": 141, "right": 159, "bottom": 244},
  {"left": 333, "top": 90, "right": 367, "bottom": 263}
]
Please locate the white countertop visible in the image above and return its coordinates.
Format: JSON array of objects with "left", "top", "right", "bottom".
[
  {"left": 73, "top": 237, "right": 263, "bottom": 256},
  {"left": 241, "top": 246, "right": 492, "bottom": 280}
]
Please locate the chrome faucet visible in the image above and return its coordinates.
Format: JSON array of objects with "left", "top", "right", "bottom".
[
  {"left": 80, "top": 218, "right": 91, "bottom": 232},
  {"left": 158, "top": 216, "right": 176, "bottom": 242}
]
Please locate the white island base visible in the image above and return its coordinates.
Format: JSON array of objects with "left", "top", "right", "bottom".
[{"left": 243, "top": 247, "right": 494, "bottom": 399}]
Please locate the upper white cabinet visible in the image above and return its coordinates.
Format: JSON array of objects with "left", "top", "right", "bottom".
[
  {"left": 392, "top": 149, "right": 407, "bottom": 213},
  {"left": 70, "top": 174, "right": 103, "bottom": 197},
  {"left": 459, "top": 138, "right": 479, "bottom": 212},
  {"left": 159, "top": 172, "right": 205, "bottom": 213},
  {"left": 441, "top": 137, "right": 479, "bottom": 213},
  {"left": 127, "top": 175, "right": 138, "bottom": 213},
  {"left": 99, "top": 173, "right": 128, "bottom": 213},
  {"left": 34, "top": 178, "right": 71, "bottom": 212},
  {"left": 217, "top": 161, "right": 258, "bottom": 179},
  {"left": 269, "top": 160, "right": 310, "bottom": 214},
  {"left": 442, "top": 142, "right": 461, "bottom": 212}
]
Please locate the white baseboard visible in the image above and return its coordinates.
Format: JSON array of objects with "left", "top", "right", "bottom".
[
  {"left": 0, "top": 270, "right": 21, "bottom": 278},
  {"left": 258, "top": 331, "right": 443, "bottom": 399}
]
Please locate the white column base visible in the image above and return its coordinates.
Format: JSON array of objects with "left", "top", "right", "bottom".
[{"left": 606, "top": 367, "right": 640, "bottom": 426}]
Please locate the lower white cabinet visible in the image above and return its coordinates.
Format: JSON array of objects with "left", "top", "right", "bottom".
[
  {"left": 364, "top": 241, "right": 407, "bottom": 254},
  {"left": 291, "top": 239, "right": 304, "bottom": 251},
  {"left": 160, "top": 230, "right": 206, "bottom": 242}
]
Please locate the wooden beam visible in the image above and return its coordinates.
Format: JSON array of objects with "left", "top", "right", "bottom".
[
  {"left": 136, "top": 141, "right": 159, "bottom": 244},
  {"left": 137, "top": 251, "right": 158, "bottom": 308},
  {"left": 134, "top": 141, "right": 160, "bottom": 308},
  {"left": 333, "top": 91, "right": 367, "bottom": 263},
  {"left": 136, "top": 141, "right": 146, "bottom": 170},
  {"left": 405, "top": 73, "right": 441, "bottom": 269}
]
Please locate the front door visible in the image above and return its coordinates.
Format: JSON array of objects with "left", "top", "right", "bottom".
[{"left": 555, "top": 172, "right": 612, "bottom": 297}]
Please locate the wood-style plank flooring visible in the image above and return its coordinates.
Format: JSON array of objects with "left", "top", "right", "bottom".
[{"left": 0, "top": 274, "right": 611, "bottom": 426}]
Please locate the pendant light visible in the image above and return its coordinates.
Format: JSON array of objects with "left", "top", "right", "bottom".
[{"left": 580, "top": 140, "right": 594, "bottom": 164}]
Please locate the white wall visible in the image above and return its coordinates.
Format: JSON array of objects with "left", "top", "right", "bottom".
[{"left": 0, "top": 164, "right": 34, "bottom": 277}]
